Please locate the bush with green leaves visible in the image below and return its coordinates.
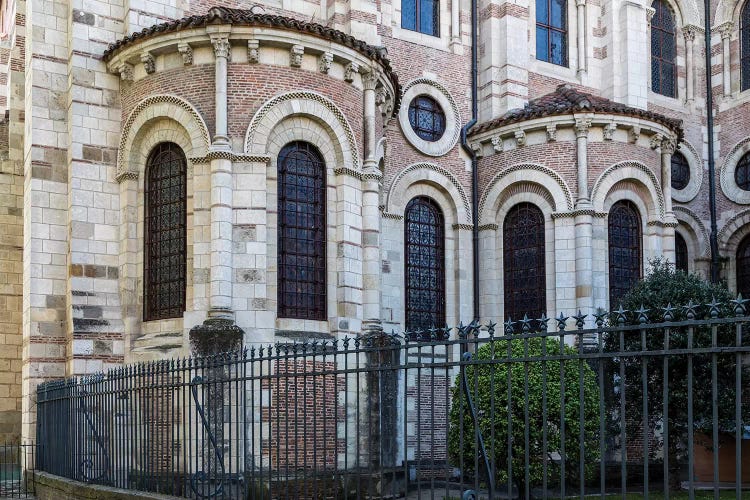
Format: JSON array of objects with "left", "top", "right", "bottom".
[
  {"left": 447, "top": 337, "right": 601, "bottom": 497},
  {"left": 605, "top": 257, "right": 750, "bottom": 489}
]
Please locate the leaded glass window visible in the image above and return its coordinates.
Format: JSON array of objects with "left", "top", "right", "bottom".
[
  {"left": 503, "top": 203, "right": 547, "bottom": 323},
  {"left": 651, "top": 0, "right": 677, "bottom": 97},
  {"left": 736, "top": 152, "right": 750, "bottom": 191},
  {"left": 408, "top": 96, "right": 446, "bottom": 142},
  {"left": 405, "top": 196, "right": 445, "bottom": 336},
  {"left": 671, "top": 151, "right": 690, "bottom": 190},
  {"left": 675, "top": 232, "right": 689, "bottom": 272},
  {"left": 742, "top": 1, "right": 750, "bottom": 91},
  {"left": 278, "top": 141, "right": 327, "bottom": 320},
  {"left": 608, "top": 200, "right": 642, "bottom": 307},
  {"left": 738, "top": 235, "right": 750, "bottom": 297},
  {"left": 402, "top": 0, "right": 439, "bottom": 36},
  {"left": 536, "top": 0, "right": 568, "bottom": 66},
  {"left": 144, "top": 142, "right": 187, "bottom": 321}
]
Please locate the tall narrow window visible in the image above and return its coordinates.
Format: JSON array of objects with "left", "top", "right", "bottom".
[
  {"left": 737, "top": 235, "right": 750, "bottom": 297},
  {"left": 671, "top": 151, "right": 690, "bottom": 190},
  {"left": 536, "top": 0, "right": 568, "bottom": 66},
  {"left": 651, "top": 0, "right": 677, "bottom": 97},
  {"left": 742, "top": 1, "right": 750, "bottom": 91},
  {"left": 405, "top": 196, "right": 445, "bottom": 335},
  {"left": 278, "top": 141, "right": 327, "bottom": 320},
  {"left": 608, "top": 200, "right": 642, "bottom": 307},
  {"left": 503, "top": 203, "right": 547, "bottom": 323},
  {"left": 144, "top": 142, "right": 187, "bottom": 321},
  {"left": 402, "top": 0, "right": 439, "bottom": 36},
  {"left": 675, "top": 232, "right": 689, "bottom": 272}
]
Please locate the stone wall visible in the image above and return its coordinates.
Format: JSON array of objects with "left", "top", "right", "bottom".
[{"left": 33, "top": 470, "right": 181, "bottom": 500}]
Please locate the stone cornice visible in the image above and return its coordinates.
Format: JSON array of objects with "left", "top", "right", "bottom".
[
  {"left": 189, "top": 152, "right": 271, "bottom": 163},
  {"left": 551, "top": 209, "right": 607, "bottom": 219}
]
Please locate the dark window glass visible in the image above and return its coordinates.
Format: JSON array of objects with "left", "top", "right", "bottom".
[
  {"left": 608, "top": 200, "right": 642, "bottom": 307},
  {"left": 651, "top": 0, "right": 677, "bottom": 97},
  {"left": 671, "top": 151, "right": 690, "bottom": 190},
  {"left": 402, "top": 0, "right": 439, "bottom": 36},
  {"left": 405, "top": 196, "right": 445, "bottom": 336},
  {"left": 503, "top": 203, "right": 546, "bottom": 324},
  {"left": 278, "top": 141, "right": 327, "bottom": 320},
  {"left": 408, "top": 96, "right": 446, "bottom": 142},
  {"left": 738, "top": 235, "right": 750, "bottom": 297},
  {"left": 742, "top": 1, "right": 750, "bottom": 91},
  {"left": 144, "top": 142, "right": 187, "bottom": 321},
  {"left": 536, "top": 0, "right": 568, "bottom": 66},
  {"left": 675, "top": 232, "right": 689, "bottom": 272},
  {"left": 736, "top": 152, "right": 750, "bottom": 191}
]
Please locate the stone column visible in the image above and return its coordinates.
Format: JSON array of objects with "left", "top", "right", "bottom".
[
  {"left": 576, "top": 0, "right": 587, "bottom": 76},
  {"left": 658, "top": 136, "right": 677, "bottom": 264},
  {"left": 574, "top": 117, "right": 594, "bottom": 321},
  {"left": 718, "top": 23, "right": 733, "bottom": 97},
  {"left": 211, "top": 36, "right": 231, "bottom": 148},
  {"left": 451, "top": 0, "right": 461, "bottom": 50},
  {"left": 683, "top": 26, "right": 696, "bottom": 103}
]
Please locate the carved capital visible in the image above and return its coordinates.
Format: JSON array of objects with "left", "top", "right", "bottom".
[
  {"left": 319, "top": 52, "right": 333, "bottom": 73},
  {"left": 514, "top": 130, "right": 526, "bottom": 147},
  {"left": 290, "top": 44, "right": 304, "bottom": 67},
  {"left": 717, "top": 21, "right": 734, "bottom": 40},
  {"left": 603, "top": 122, "right": 617, "bottom": 141},
  {"left": 646, "top": 7, "right": 656, "bottom": 24},
  {"left": 211, "top": 37, "right": 231, "bottom": 60},
  {"left": 247, "top": 39, "right": 259, "bottom": 63},
  {"left": 574, "top": 118, "right": 592, "bottom": 138},
  {"left": 470, "top": 141, "right": 483, "bottom": 157},
  {"left": 344, "top": 61, "right": 360, "bottom": 83},
  {"left": 546, "top": 124, "right": 557, "bottom": 142},
  {"left": 661, "top": 136, "right": 677, "bottom": 155},
  {"left": 140, "top": 52, "right": 155, "bottom": 74},
  {"left": 118, "top": 62, "right": 134, "bottom": 81},
  {"left": 362, "top": 69, "right": 379, "bottom": 91},
  {"left": 682, "top": 25, "right": 702, "bottom": 42},
  {"left": 649, "top": 133, "right": 664, "bottom": 150},
  {"left": 491, "top": 135, "right": 504, "bottom": 152},
  {"left": 177, "top": 43, "right": 193, "bottom": 65}
]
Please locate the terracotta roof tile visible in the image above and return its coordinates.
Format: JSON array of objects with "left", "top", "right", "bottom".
[{"left": 471, "top": 84, "right": 683, "bottom": 141}]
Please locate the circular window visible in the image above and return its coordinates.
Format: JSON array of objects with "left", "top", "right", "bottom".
[
  {"left": 735, "top": 152, "right": 750, "bottom": 191},
  {"left": 671, "top": 152, "right": 690, "bottom": 190},
  {"left": 408, "top": 96, "right": 446, "bottom": 142}
]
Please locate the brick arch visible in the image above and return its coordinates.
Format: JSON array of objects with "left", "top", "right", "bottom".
[
  {"left": 244, "top": 91, "right": 360, "bottom": 170},
  {"left": 117, "top": 95, "right": 210, "bottom": 180},
  {"left": 478, "top": 164, "right": 573, "bottom": 226},
  {"left": 591, "top": 161, "right": 665, "bottom": 220},
  {"left": 385, "top": 162, "right": 470, "bottom": 225}
]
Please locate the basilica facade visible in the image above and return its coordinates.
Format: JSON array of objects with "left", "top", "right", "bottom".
[{"left": 0, "top": 0, "right": 749, "bottom": 443}]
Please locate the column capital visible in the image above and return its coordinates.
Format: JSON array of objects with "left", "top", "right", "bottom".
[
  {"left": 649, "top": 132, "right": 665, "bottom": 150},
  {"left": 211, "top": 36, "right": 231, "bottom": 60},
  {"left": 682, "top": 25, "right": 698, "bottom": 42},
  {"left": 575, "top": 0, "right": 586, "bottom": 7},
  {"left": 574, "top": 118, "right": 592, "bottom": 138},
  {"left": 661, "top": 136, "right": 677, "bottom": 155},
  {"left": 716, "top": 21, "right": 734, "bottom": 39},
  {"left": 646, "top": 6, "right": 656, "bottom": 24},
  {"left": 362, "top": 69, "right": 380, "bottom": 91}
]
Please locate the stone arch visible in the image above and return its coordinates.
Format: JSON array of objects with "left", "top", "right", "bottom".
[
  {"left": 655, "top": 0, "right": 701, "bottom": 27},
  {"left": 244, "top": 91, "right": 360, "bottom": 170},
  {"left": 117, "top": 95, "right": 210, "bottom": 179},
  {"left": 386, "top": 162, "right": 471, "bottom": 225},
  {"left": 478, "top": 163, "right": 574, "bottom": 226},
  {"left": 674, "top": 205, "right": 710, "bottom": 258},
  {"left": 718, "top": 208, "right": 750, "bottom": 251},
  {"left": 591, "top": 161, "right": 665, "bottom": 220},
  {"left": 714, "top": 0, "right": 745, "bottom": 26},
  {"left": 719, "top": 136, "right": 750, "bottom": 204}
]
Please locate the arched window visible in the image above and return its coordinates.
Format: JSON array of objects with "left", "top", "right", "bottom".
[
  {"left": 651, "top": 0, "right": 677, "bottom": 97},
  {"left": 671, "top": 151, "right": 690, "bottom": 190},
  {"left": 503, "top": 203, "right": 547, "bottom": 323},
  {"left": 608, "top": 200, "right": 642, "bottom": 307},
  {"left": 536, "top": 0, "right": 568, "bottom": 66},
  {"left": 737, "top": 235, "right": 750, "bottom": 297},
  {"left": 144, "top": 142, "right": 187, "bottom": 321},
  {"left": 742, "top": 1, "right": 750, "bottom": 91},
  {"left": 402, "top": 0, "right": 439, "bottom": 36},
  {"left": 735, "top": 152, "right": 750, "bottom": 191},
  {"left": 277, "top": 141, "right": 327, "bottom": 320},
  {"left": 408, "top": 96, "right": 446, "bottom": 142},
  {"left": 675, "top": 232, "right": 689, "bottom": 272},
  {"left": 405, "top": 196, "right": 445, "bottom": 335}
]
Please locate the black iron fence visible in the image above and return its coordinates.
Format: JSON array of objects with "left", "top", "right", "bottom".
[
  {"left": 0, "top": 443, "right": 35, "bottom": 498},
  {"left": 36, "top": 301, "right": 750, "bottom": 499}
]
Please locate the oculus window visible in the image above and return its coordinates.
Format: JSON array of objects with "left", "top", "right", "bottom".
[
  {"left": 503, "top": 203, "right": 547, "bottom": 323},
  {"left": 671, "top": 151, "right": 690, "bottom": 190},
  {"left": 735, "top": 152, "right": 750, "bottom": 191},
  {"left": 536, "top": 0, "right": 568, "bottom": 66},
  {"left": 144, "top": 142, "right": 187, "bottom": 321},
  {"left": 608, "top": 200, "right": 642, "bottom": 307},
  {"left": 402, "top": 0, "right": 439, "bottom": 36},
  {"left": 651, "top": 0, "right": 677, "bottom": 97},
  {"left": 405, "top": 196, "right": 446, "bottom": 337},
  {"left": 408, "top": 96, "right": 446, "bottom": 142},
  {"left": 277, "top": 141, "right": 327, "bottom": 320}
]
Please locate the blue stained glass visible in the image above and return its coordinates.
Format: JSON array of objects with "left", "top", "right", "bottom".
[
  {"left": 402, "top": 0, "right": 417, "bottom": 31},
  {"left": 536, "top": 27, "right": 549, "bottom": 61}
]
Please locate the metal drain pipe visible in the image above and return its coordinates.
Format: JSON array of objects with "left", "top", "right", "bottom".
[{"left": 703, "top": 0, "right": 720, "bottom": 282}]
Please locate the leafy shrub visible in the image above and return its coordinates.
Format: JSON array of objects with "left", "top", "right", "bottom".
[{"left": 447, "top": 337, "right": 601, "bottom": 496}]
